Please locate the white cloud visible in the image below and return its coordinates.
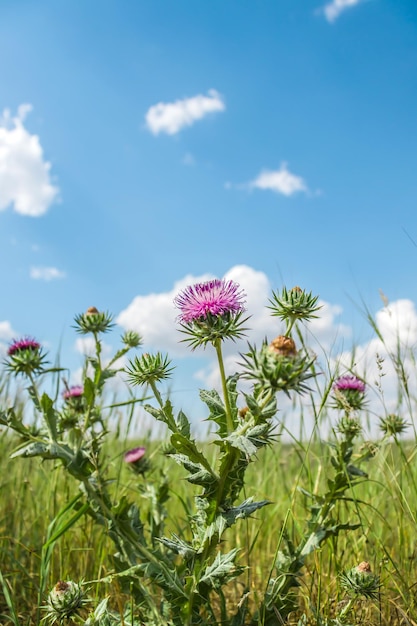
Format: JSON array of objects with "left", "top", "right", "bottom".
[
  {"left": 322, "top": 0, "right": 365, "bottom": 22},
  {"left": 72, "top": 338, "right": 130, "bottom": 395},
  {"left": 329, "top": 298, "right": 417, "bottom": 433},
  {"left": 74, "top": 336, "right": 99, "bottom": 357},
  {"left": 30, "top": 266, "right": 66, "bottom": 281},
  {"left": 0, "top": 320, "right": 19, "bottom": 357},
  {"left": 117, "top": 272, "right": 214, "bottom": 356},
  {"left": 250, "top": 163, "right": 308, "bottom": 196},
  {"left": 117, "top": 266, "right": 417, "bottom": 437},
  {"left": 0, "top": 105, "right": 59, "bottom": 216},
  {"left": 145, "top": 89, "right": 225, "bottom": 136},
  {"left": 116, "top": 265, "right": 349, "bottom": 368}
]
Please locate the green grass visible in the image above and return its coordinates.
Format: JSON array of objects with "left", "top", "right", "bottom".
[{"left": 2, "top": 429, "right": 417, "bottom": 625}]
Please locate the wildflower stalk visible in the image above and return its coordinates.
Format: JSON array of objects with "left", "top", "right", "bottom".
[{"left": 214, "top": 338, "right": 234, "bottom": 433}]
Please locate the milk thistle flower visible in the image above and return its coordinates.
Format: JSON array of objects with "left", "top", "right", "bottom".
[
  {"left": 332, "top": 374, "right": 366, "bottom": 412},
  {"left": 63, "top": 385, "right": 84, "bottom": 401},
  {"left": 124, "top": 446, "right": 149, "bottom": 474},
  {"left": 62, "top": 385, "right": 85, "bottom": 415},
  {"left": 174, "top": 278, "right": 247, "bottom": 349},
  {"left": 5, "top": 336, "right": 46, "bottom": 375},
  {"left": 125, "top": 446, "right": 146, "bottom": 463}
]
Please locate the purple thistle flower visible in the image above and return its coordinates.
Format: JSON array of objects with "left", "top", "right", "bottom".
[
  {"left": 174, "top": 279, "right": 246, "bottom": 323},
  {"left": 63, "top": 385, "right": 84, "bottom": 401},
  {"left": 334, "top": 375, "right": 366, "bottom": 393},
  {"left": 8, "top": 337, "right": 41, "bottom": 356},
  {"left": 124, "top": 447, "right": 146, "bottom": 464}
]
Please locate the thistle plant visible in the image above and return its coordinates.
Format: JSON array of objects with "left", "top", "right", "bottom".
[{"left": 0, "top": 284, "right": 378, "bottom": 626}]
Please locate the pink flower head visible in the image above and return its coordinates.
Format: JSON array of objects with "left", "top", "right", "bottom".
[
  {"left": 8, "top": 337, "right": 41, "bottom": 356},
  {"left": 334, "top": 375, "right": 365, "bottom": 393},
  {"left": 124, "top": 447, "right": 146, "bottom": 464},
  {"left": 174, "top": 279, "right": 246, "bottom": 323},
  {"left": 63, "top": 385, "right": 84, "bottom": 401}
]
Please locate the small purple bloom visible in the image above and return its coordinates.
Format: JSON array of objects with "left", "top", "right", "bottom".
[
  {"left": 174, "top": 279, "right": 246, "bottom": 323},
  {"left": 124, "top": 447, "right": 146, "bottom": 464},
  {"left": 8, "top": 337, "right": 41, "bottom": 356},
  {"left": 334, "top": 375, "right": 365, "bottom": 393},
  {"left": 63, "top": 385, "right": 84, "bottom": 401}
]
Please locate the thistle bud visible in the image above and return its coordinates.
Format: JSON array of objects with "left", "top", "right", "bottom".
[
  {"left": 269, "top": 335, "right": 297, "bottom": 357},
  {"left": 268, "top": 286, "right": 321, "bottom": 326},
  {"left": 357, "top": 561, "right": 371, "bottom": 573},
  {"left": 336, "top": 415, "right": 362, "bottom": 438},
  {"left": 74, "top": 308, "right": 114, "bottom": 334},
  {"left": 121, "top": 330, "right": 143, "bottom": 348},
  {"left": 240, "top": 339, "right": 316, "bottom": 396},
  {"left": 379, "top": 413, "right": 408, "bottom": 437},
  {"left": 125, "top": 352, "right": 174, "bottom": 386},
  {"left": 339, "top": 562, "right": 380, "bottom": 599},
  {"left": 44, "top": 580, "right": 89, "bottom": 624}
]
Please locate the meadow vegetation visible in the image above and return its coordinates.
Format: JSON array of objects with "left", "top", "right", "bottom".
[{"left": 0, "top": 283, "right": 417, "bottom": 626}]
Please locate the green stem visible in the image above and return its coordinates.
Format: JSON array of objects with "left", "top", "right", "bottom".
[
  {"left": 150, "top": 380, "right": 164, "bottom": 409},
  {"left": 338, "top": 597, "right": 355, "bottom": 620},
  {"left": 214, "top": 339, "right": 234, "bottom": 433},
  {"left": 285, "top": 318, "right": 296, "bottom": 337}
]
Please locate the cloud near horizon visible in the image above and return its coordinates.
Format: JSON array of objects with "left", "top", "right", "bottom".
[
  {"left": 322, "top": 0, "right": 366, "bottom": 23},
  {"left": 115, "top": 266, "right": 417, "bottom": 435},
  {"left": 250, "top": 163, "right": 308, "bottom": 196},
  {"left": 116, "top": 265, "right": 349, "bottom": 362},
  {"left": 0, "top": 105, "right": 59, "bottom": 216},
  {"left": 145, "top": 90, "right": 225, "bottom": 135}
]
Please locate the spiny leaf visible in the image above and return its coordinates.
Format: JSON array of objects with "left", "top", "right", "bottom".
[
  {"left": 158, "top": 535, "right": 197, "bottom": 559},
  {"left": 170, "top": 433, "right": 215, "bottom": 473},
  {"left": 199, "top": 549, "right": 242, "bottom": 589}
]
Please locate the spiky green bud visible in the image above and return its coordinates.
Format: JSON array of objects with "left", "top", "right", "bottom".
[
  {"left": 336, "top": 416, "right": 362, "bottom": 438},
  {"left": 379, "top": 413, "right": 408, "bottom": 437},
  {"left": 240, "top": 338, "right": 316, "bottom": 396},
  {"left": 268, "top": 286, "right": 321, "bottom": 327},
  {"left": 74, "top": 307, "right": 114, "bottom": 334},
  {"left": 339, "top": 562, "right": 380, "bottom": 600},
  {"left": 121, "top": 330, "right": 143, "bottom": 348},
  {"left": 44, "top": 580, "right": 90, "bottom": 624},
  {"left": 125, "top": 352, "right": 174, "bottom": 386}
]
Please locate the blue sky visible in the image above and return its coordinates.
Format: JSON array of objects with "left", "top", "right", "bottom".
[{"left": 1, "top": 0, "right": 417, "bottom": 427}]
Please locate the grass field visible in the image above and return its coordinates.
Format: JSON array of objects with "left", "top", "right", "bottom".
[
  {"left": 2, "top": 289, "right": 417, "bottom": 625},
  {"left": 2, "top": 424, "right": 417, "bottom": 625}
]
